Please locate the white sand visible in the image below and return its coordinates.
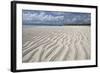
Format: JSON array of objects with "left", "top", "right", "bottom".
[{"left": 22, "top": 26, "right": 91, "bottom": 63}]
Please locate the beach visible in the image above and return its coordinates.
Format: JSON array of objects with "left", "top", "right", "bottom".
[{"left": 22, "top": 25, "right": 91, "bottom": 63}]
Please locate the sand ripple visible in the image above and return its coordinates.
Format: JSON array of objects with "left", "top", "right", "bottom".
[{"left": 22, "top": 26, "right": 91, "bottom": 63}]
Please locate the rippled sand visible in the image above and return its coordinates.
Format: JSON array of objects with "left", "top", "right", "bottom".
[{"left": 22, "top": 26, "right": 91, "bottom": 63}]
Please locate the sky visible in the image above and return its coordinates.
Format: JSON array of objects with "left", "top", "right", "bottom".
[{"left": 22, "top": 10, "right": 91, "bottom": 26}]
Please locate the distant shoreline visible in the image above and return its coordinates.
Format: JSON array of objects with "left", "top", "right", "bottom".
[{"left": 23, "top": 24, "right": 91, "bottom": 26}]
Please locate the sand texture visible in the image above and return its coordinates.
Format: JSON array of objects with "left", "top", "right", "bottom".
[{"left": 22, "top": 26, "right": 91, "bottom": 63}]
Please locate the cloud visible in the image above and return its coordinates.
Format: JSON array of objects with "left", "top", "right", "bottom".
[
  {"left": 23, "top": 11, "right": 64, "bottom": 24},
  {"left": 51, "top": 11, "right": 66, "bottom": 15},
  {"left": 23, "top": 10, "right": 91, "bottom": 25},
  {"left": 41, "top": 15, "right": 64, "bottom": 21}
]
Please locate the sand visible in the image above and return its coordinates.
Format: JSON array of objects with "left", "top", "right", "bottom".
[{"left": 22, "top": 25, "right": 91, "bottom": 63}]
